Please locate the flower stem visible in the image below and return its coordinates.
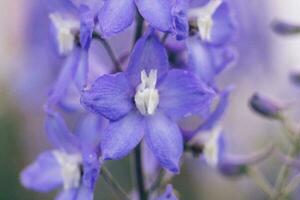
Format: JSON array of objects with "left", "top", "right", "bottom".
[
  {"left": 272, "top": 118, "right": 300, "bottom": 199},
  {"left": 247, "top": 166, "right": 274, "bottom": 197},
  {"left": 134, "top": 12, "right": 144, "bottom": 44},
  {"left": 92, "top": 32, "right": 122, "bottom": 72},
  {"left": 134, "top": 144, "right": 148, "bottom": 200},
  {"left": 149, "top": 168, "right": 166, "bottom": 193},
  {"left": 102, "top": 166, "right": 130, "bottom": 200}
]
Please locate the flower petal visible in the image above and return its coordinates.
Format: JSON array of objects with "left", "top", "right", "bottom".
[
  {"left": 76, "top": 114, "right": 104, "bottom": 149},
  {"left": 79, "top": 5, "right": 94, "bottom": 50},
  {"left": 127, "top": 29, "right": 169, "bottom": 86},
  {"left": 101, "top": 111, "right": 144, "bottom": 160},
  {"left": 81, "top": 72, "right": 134, "bottom": 121},
  {"left": 171, "top": 0, "right": 189, "bottom": 40},
  {"left": 187, "top": 37, "right": 235, "bottom": 84},
  {"left": 157, "top": 185, "right": 178, "bottom": 200},
  {"left": 210, "top": 2, "right": 235, "bottom": 46},
  {"left": 198, "top": 86, "right": 233, "bottom": 131},
  {"left": 159, "top": 69, "right": 215, "bottom": 121},
  {"left": 98, "top": 0, "right": 136, "bottom": 37},
  {"left": 20, "top": 151, "right": 62, "bottom": 192},
  {"left": 74, "top": 50, "right": 89, "bottom": 90},
  {"left": 47, "top": 48, "right": 80, "bottom": 106},
  {"left": 55, "top": 189, "right": 77, "bottom": 200},
  {"left": 45, "top": 108, "right": 80, "bottom": 153},
  {"left": 145, "top": 112, "right": 183, "bottom": 173},
  {"left": 76, "top": 185, "right": 94, "bottom": 200},
  {"left": 135, "top": 0, "right": 173, "bottom": 31}
]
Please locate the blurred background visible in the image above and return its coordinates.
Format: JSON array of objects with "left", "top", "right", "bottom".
[{"left": 1, "top": 0, "right": 300, "bottom": 199}]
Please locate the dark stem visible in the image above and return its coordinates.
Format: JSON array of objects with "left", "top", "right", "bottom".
[
  {"left": 102, "top": 166, "right": 130, "bottom": 200},
  {"left": 134, "top": 12, "right": 144, "bottom": 43},
  {"left": 132, "top": 12, "right": 147, "bottom": 200},
  {"left": 134, "top": 144, "right": 148, "bottom": 200},
  {"left": 92, "top": 32, "right": 122, "bottom": 72},
  {"left": 161, "top": 32, "right": 169, "bottom": 44}
]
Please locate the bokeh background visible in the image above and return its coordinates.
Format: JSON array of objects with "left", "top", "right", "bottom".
[{"left": 1, "top": 0, "right": 300, "bottom": 199}]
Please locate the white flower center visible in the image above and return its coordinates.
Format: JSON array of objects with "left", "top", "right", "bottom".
[
  {"left": 49, "top": 13, "right": 80, "bottom": 55},
  {"left": 53, "top": 150, "right": 82, "bottom": 190},
  {"left": 188, "top": 0, "right": 222, "bottom": 41},
  {"left": 134, "top": 70, "right": 159, "bottom": 116},
  {"left": 203, "top": 126, "right": 222, "bottom": 168}
]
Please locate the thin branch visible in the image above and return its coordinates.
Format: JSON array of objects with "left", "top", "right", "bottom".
[{"left": 102, "top": 166, "right": 131, "bottom": 200}]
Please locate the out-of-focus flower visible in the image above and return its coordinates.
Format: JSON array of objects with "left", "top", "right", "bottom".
[
  {"left": 189, "top": 127, "right": 274, "bottom": 177},
  {"left": 46, "top": 0, "right": 101, "bottom": 106},
  {"left": 272, "top": 20, "right": 300, "bottom": 36},
  {"left": 20, "top": 109, "right": 103, "bottom": 199},
  {"left": 249, "top": 92, "right": 284, "bottom": 119},
  {"left": 187, "top": 36, "right": 236, "bottom": 86},
  {"left": 81, "top": 29, "right": 214, "bottom": 173},
  {"left": 188, "top": 0, "right": 235, "bottom": 46}
]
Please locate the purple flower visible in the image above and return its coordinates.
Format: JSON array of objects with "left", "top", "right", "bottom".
[
  {"left": 20, "top": 109, "right": 102, "bottom": 199},
  {"left": 81, "top": 29, "right": 214, "bottom": 173},
  {"left": 187, "top": 36, "right": 236, "bottom": 85},
  {"left": 46, "top": 0, "right": 100, "bottom": 106},
  {"left": 193, "top": 127, "right": 274, "bottom": 177},
  {"left": 188, "top": 0, "right": 236, "bottom": 46},
  {"left": 98, "top": 0, "right": 188, "bottom": 39},
  {"left": 249, "top": 92, "right": 284, "bottom": 119}
]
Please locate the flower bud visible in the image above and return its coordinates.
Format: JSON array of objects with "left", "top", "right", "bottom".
[
  {"left": 249, "top": 93, "right": 283, "bottom": 119},
  {"left": 272, "top": 20, "right": 300, "bottom": 35}
]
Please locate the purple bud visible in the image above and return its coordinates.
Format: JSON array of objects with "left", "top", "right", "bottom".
[
  {"left": 249, "top": 93, "right": 283, "bottom": 119},
  {"left": 290, "top": 71, "right": 300, "bottom": 86},
  {"left": 272, "top": 20, "right": 300, "bottom": 35}
]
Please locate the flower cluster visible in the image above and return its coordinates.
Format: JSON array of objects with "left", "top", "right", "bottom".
[{"left": 19, "top": 0, "right": 275, "bottom": 199}]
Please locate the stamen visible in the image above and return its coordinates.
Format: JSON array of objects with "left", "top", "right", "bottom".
[
  {"left": 49, "top": 13, "right": 80, "bottom": 55},
  {"left": 53, "top": 150, "right": 82, "bottom": 190},
  {"left": 134, "top": 70, "right": 159, "bottom": 115},
  {"left": 203, "top": 126, "right": 222, "bottom": 167},
  {"left": 188, "top": 0, "right": 222, "bottom": 41}
]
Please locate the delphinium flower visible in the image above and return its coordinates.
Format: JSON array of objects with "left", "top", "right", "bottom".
[
  {"left": 189, "top": 126, "right": 274, "bottom": 177},
  {"left": 20, "top": 109, "right": 102, "bottom": 199},
  {"left": 98, "top": 0, "right": 189, "bottom": 39},
  {"left": 46, "top": 0, "right": 100, "bottom": 106},
  {"left": 81, "top": 28, "right": 215, "bottom": 173}
]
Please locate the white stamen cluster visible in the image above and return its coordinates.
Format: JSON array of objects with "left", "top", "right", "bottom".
[
  {"left": 134, "top": 70, "right": 159, "bottom": 116},
  {"left": 49, "top": 13, "right": 80, "bottom": 55},
  {"left": 203, "top": 126, "right": 222, "bottom": 168},
  {"left": 188, "top": 0, "right": 222, "bottom": 41},
  {"left": 53, "top": 150, "right": 82, "bottom": 190}
]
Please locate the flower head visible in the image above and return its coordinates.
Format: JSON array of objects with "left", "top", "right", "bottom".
[
  {"left": 81, "top": 29, "right": 214, "bottom": 172},
  {"left": 20, "top": 109, "right": 103, "bottom": 199}
]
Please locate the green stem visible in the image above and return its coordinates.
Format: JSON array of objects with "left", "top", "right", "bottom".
[
  {"left": 149, "top": 169, "right": 166, "bottom": 193},
  {"left": 92, "top": 32, "right": 122, "bottom": 72},
  {"left": 247, "top": 166, "right": 274, "bottom": 198},
  {"left": 102, "top": 167, "right": 130, "bottom": 200},
  {"left": 272, "top": 117, "right": 300, "bottom": 199},
  {"left": 134, "top": 144, "right": 148, "bottom": 200}
]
